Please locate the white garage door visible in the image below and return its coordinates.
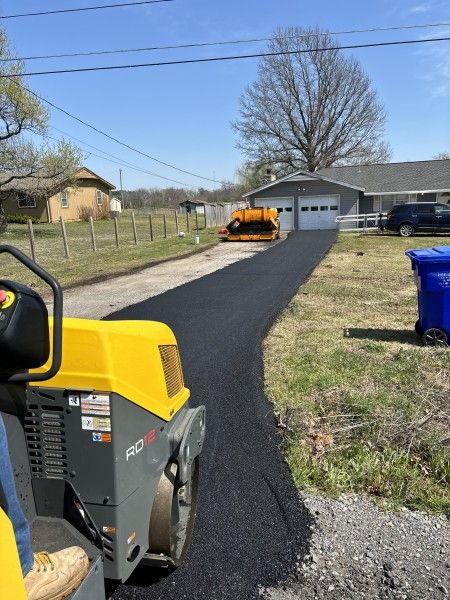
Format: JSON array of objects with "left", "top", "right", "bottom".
[
  {"left": 255, "top": 197, "right": 294, "bottom": 231},
  {"left": 298, "top": 195, "right": 339, "bottom": 230}
]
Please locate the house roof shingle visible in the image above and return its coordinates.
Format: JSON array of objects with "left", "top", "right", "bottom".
[
  {"left": 0, "top": 166, "right": 115, "bottom": 193},
  {"left": 318, "top": 159, "right": 450, "bottom": 195}
]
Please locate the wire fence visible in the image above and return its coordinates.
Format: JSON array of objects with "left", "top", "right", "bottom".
[{"left": 17, "top": 209, "right": 208, "bottom": 262}]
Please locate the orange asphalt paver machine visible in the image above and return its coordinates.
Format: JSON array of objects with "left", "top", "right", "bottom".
[{"left": 219, "top": 208, "right": 280, "bottom": 241}]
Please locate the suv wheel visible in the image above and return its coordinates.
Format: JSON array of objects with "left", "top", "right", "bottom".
[{"left": 399, "top": 222, "right": 415, "bottom": 237}]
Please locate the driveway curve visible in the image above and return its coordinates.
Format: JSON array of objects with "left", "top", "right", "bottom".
[{"left": 106, "top": 231, "right": 337, "bottom": 600}]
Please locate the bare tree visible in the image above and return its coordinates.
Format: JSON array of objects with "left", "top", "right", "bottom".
[
  {"left": 234, "top": 27, "right": 391, "bottom": 173},
  {"left": 433, "top": 152, "right": 450, "bottom": 160},
  {"left": 0, "top": 28, "right": 82, "bottom": 232}
]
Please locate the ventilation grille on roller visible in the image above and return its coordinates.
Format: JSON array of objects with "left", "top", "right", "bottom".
[
  {"left": 101, "top": 533, "right": 115, "bottom": 563},
  {"left": 25, "top": 404, "right": 68, "bottom": 478},
  {"left": 159, "top": 345, "right": 184, "bottom": 399}
]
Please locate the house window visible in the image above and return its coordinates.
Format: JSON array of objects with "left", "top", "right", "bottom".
[
  {"left": 301, "top": 207, "right": 309, "bottom": 212},
  {"left": 96, "top": 190, "right": 103, "bottom": 206},
  {"left": 320, "top": 206, "right": 329, "bottom": 211},
  {"left": 437, "top": 192, "right": 450, "bottom": 204},
  {"left": 376, "top": 194, "right": 410, "bottom": 212},
  {"left": 17, "top": 194, "right": 36, "bottom": 209},
  {"left": 60, "top": 190, "right": 69, "bottom": 208}
]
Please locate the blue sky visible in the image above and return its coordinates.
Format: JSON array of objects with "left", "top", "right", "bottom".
[{"left": 2, "top": 0, "right": 450, "bottom": 191}]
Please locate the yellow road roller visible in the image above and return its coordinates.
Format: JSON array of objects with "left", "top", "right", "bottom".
[
  {"left": 0, "top": 245, "right": 205, "bottom": 599},
  {"left": 218, "top": 207, "right": 280, "bottom": 241}
]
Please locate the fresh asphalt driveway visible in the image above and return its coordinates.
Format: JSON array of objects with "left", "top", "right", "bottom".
[{"left": 106, "top": 231, "right": 337, "bottom": 600}]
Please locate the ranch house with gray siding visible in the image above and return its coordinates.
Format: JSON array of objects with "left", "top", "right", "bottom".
[{"left": 243, "top": 159, "right": 450, "bottom": 231}]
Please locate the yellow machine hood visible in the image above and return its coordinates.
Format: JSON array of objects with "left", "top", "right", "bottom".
[{"left": 30, "top": 318, "right": 190, "bottom": 422}]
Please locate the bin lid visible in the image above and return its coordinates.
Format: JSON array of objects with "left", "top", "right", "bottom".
[{"left": 405, "top": 246, "right": 450, "bottom": 262}]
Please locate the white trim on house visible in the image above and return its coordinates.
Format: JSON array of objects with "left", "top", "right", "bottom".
[
  {"left": 242, "top": 169, "right": 365, "bottom": 197},
  {"left": 369, "top": 189, "right": 450, "bottom": 196}
]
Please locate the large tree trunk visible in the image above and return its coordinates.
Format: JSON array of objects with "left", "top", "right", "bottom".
[{"left": 0, "top": 202, "right": 7, "bottom": 234}]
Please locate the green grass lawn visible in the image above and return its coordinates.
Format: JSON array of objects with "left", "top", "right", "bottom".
[
  {"left": 0, "top": 213, "right": 217, "bottom": 294},
  {"left": 264, "top": 232, "right": 450, "bottom": 514}
]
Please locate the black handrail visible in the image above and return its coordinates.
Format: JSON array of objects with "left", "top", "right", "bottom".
[{"left": 0, "top": 245, "right": 63, "bottom": 383}]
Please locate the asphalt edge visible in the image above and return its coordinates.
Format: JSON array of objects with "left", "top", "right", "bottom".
[{"left": 256, "top": 231, "right": 338, "bottom": 597}]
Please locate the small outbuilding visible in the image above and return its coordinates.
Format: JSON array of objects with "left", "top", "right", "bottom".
[{"left": 178, "top": 200, "right": 206, "bottom": 214}]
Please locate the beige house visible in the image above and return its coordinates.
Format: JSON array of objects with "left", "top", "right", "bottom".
[{"left": 1, "top": 167, "right": 115, "bottom": 223}]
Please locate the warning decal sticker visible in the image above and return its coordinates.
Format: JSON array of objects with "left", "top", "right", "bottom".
[
  {"left": 82, "top": 416, "right": 111, "bottom": 432},
  {"left": 81, "top": 393, "right": 111, "bottom": 416},
  {"left": 81, "top": 416, "right": 94, "bottom": 430},
  {"left": 93, "top": 432, "right": 112, "bottom": 443}
]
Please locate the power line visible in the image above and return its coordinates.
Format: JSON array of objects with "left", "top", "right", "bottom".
[
  {"left": 19, "top": 85, "right": 221, "bottom": 184},
  {"left": 48, "top": 126, "right": 195, "bottom": 187},
  {"left": 0, "top": 0, "right": 173, "bottom": 20},
  {"left": 5, "top": 36, "right": 450, "bottom": 78},
  {"left": 2, "top": 21, "right": 449, "bottom": 63}
]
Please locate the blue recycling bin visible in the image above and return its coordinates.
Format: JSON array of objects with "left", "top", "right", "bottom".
[{"left": 405, "top": 246, "right": 450, "bottom": 346}]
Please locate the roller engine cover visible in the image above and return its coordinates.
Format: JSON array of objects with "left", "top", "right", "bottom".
[{"left": 0, "top": 280, "right": 50, "bottom": 373}]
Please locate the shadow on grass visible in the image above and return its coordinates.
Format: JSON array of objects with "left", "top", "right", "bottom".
[{"left": 346, "top": 327, "right": 420, "bottom": 344}]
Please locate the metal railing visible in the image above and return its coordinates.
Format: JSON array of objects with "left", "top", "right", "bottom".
[{"left": 336, "top": 212, "right": 387, "bottom": 231}]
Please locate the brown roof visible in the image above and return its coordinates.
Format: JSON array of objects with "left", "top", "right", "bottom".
[{"left": 0, "top": 166, "right": 115, "bottom": 193}]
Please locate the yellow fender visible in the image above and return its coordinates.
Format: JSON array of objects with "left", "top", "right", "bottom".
[{"left": 0, "top": 508, "right": 27, "bottom": 599}]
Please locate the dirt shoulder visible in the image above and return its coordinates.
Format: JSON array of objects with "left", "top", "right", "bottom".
[{"left": 54, "top": 239, "right": 275, "bottom": 319}]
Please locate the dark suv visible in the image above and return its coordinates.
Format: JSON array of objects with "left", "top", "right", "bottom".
[{"left": 384, "top": 202, "right": 450, "bottom": 237}]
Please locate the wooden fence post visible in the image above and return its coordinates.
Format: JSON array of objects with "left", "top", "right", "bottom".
[
  {"left": 186, "top": 212, "right": 190, "bottom": 233},
  {"left": 89, "top": 216, "right": 97, "bottom": 252},
  {"left": 174, "top": 210, "right": 179, "bottom": 235},
  {"left": 131, "top": 211, "right": 138, "bottom": 244},
  {"left": 27, "top": 219, "right": 36, "bottom": 262},
  {"left": 195, "top": 211, "right": 199, "bottom": 232},
  {"left": 163, "top": 214, "right": 167, "bottom": 238},
  {"left": 60, "top": 217, "right": 70, "bottom": 258},
  {"left": 149, "top": 215, "right": 154, "bottom": 241},
  {"left": 114, "top": 217, "right": 119, "bottom": 247}
]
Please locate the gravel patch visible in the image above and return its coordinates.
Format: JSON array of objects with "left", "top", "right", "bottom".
[
  {"left": 263, "top": 493, "right": 449, "bottom": 600},
  {"left": 49, "top": 239, "right": 275, "bottom": 319}
]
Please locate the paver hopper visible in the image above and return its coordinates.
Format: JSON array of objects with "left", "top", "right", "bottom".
[{"left": 218, "top": 208, "right": 280, "bottom": 241}]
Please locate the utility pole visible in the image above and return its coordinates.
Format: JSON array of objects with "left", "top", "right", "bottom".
[{"left": 119, "top": 169, "right": 124, "bottom": 208}]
